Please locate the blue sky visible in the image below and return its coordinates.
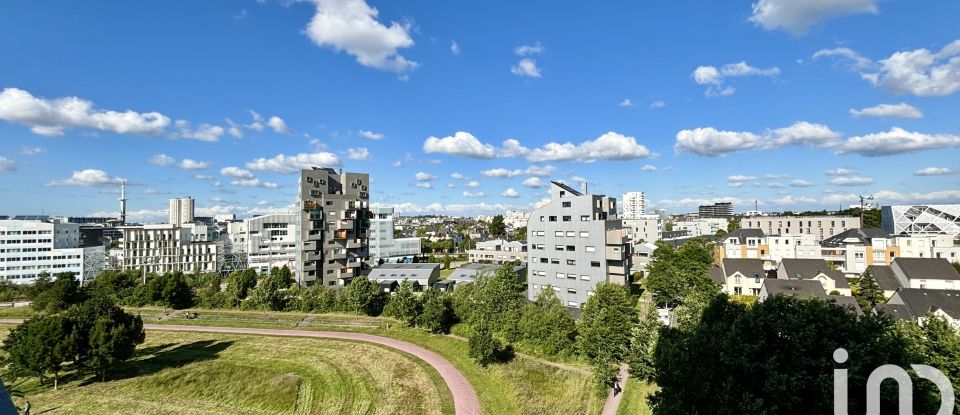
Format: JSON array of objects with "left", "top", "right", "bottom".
[{"left": 1, "top": 0, "right": 959, "bottom": 221}]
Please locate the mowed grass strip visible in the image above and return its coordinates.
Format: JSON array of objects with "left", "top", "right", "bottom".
[{"left": 7, "top": 329, "right": 448, "bottom": 415}]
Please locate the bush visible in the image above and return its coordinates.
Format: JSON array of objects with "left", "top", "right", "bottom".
[
  {"left": 468, "top": 326, "right": 502, "bottom": 367},
  {"left": 418, "top": 289, "right": 455, "bottom": 334}
]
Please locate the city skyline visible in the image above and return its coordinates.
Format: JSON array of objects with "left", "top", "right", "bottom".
[{"left": 2, "top": 1, "right": 960, "bottom": 222}]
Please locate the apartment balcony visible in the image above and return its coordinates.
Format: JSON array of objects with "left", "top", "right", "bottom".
[
  {"left": 334, "top": 230, "right": 349, "bottom": 240},
  {"left": 607, "top": 265, "right": 627, "bottom": 276},
  {"left": 331, "top": 249, "right": 347, "bottom": 259},
  {"left": 303, "top": 200, "right": 319, "bottom": 211},
  {"left": 346, "top": 258, "right": 362, "bottom": 268},
  {"left": 337, "top": 219, "right": 355, "bottom": 231},
  {"left": 606, "top": 230, "right": 629, "bottom": 245},
  {"left": 303, "top": 263, "right": 317, "bottom": 272},
  {"left": 346, "top": 239, "right": 363, "bottom": 249},
  {"left": 339, "top": 268, "right": 354, "bottom": 277},
  {"left": 605, "top": 245, "right": 627, "bottom": 260},
  {"left": 306, "top": 252, "right": 322, "bottom": 262}
]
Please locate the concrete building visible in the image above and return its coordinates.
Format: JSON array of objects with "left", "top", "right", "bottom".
[
  {"left": 526, "top": 181, "right": 632, "bottom": 308},
  {"left": 631, "top": 242, "right": 657, "bottom": 276},
  {"left": 674, "top": 218, "right": 729, "bottom": 237},
  {"left": 742, "top": 215, "right": 860, "bottom": 241},
  {"left": 777, "top": 258, "right": 851, "bottom": 296},
  {"left": 297, "top": 168, "right": 370, "bottom": 287},
  {"left": 0, "top": 219, "right": 103, "bottom": 284},
  {"left": 231, "top": 213, "right": 298, "bottom": 274},
  {"left": 621, "top": 192, "right": 646, "bottom": 219},
  {"left": 882, "top": 205, "right": 960, "bottom": 237},
  {"left": 168, "top": 197, "right": 195, "bottom": 226},
  {"left": 467, "top": 239, "right": 527, "bottom": 263},
  {"left": 367, "top": 263, "right": 440, "bottom": 292},
  {"left": 369, "top": 207, "right": 421, "bottom": 263},
  {"left": 118, "top": 224, "right": 219, "bottom": 274},
  {"left": 698, "top": 202, "right": 733, "bottom": 218},
  {"left": 820, "top": 228, "right": 897, "bottom": 275},
  {"left": 622, "top": 215, "right": 662, "bottom": 243},
  {"left": 447, "top": 263, "right": 527, "bottom": 288}
]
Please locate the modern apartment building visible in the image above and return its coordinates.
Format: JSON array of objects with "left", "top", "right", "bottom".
[
  {"left": 742, "top": 215, "right": 860, "bottom": 240},
  {"left": 0, "top": 219, "right": 103, "bottom": 284},
  {"left": 369, "top": 207, "right": 421, "bottom": 262},
  {"left": 674, "top": 218, "right": 729, "bottom": 237},
  {"left": 698, "top": 202, "right": 733, "bottom": 218},
  {"left": 467, "top": 238, "right": 527, "bottom": 263},
  {"left": 622, "top": 215, "right": 662, "bottom": 243},
  {"left": 227, "top": 213, "right": 298, "bottom": 274},
  {"left": 168, "top": 197, "right": 195, "bottom": 226},
  {"left": 297, "top": 168, "right": 370, "bottom": 287},
  {"left": 526, "top": 181, "right": 632, "bottom": 308},
  {"left": 621, "top": 192, "right": 646, "bottom": 219},
  {"left": 882, "top": 204, "right": 960, "bottom": 237},
  {"left": 118, "top": 224, "right": 219, "bottom": 274}
]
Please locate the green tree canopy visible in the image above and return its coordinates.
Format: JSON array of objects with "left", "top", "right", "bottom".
[
  {"left": 576, "top": 283, "right": 637, "bottom": 365},
  {"left": 383, "top": 280, "right": 422, "bottom": 326},
  {"left": 853, "top": 270, "right": 885, "bottom": 312},
  {"left": 2, "top": 314, "right": 76, "bottom": 390},
  {"left": 32, "top": 272, "right": 85, "bottom": 313},
  {"left": 488, "top": 215, "right": 506, "bottom": 238},
  {"left": 644, "top": 240, "right": 718, "bottom": 308},
  {"left": 245, "top": 266, "right": 294, "bottom": 311},
  {"left": 520, "top": 287, "right": 577, "bottom": 357},
  {"left": 337, "top": 276, "right": 387, "bottom": 316},
  {"left": 418, "top": 288, "right": 455, "bottom": 334}
]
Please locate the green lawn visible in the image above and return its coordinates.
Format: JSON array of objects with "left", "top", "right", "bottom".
[
  {"left": 0, "top": 306, "right": 34, "bottom": 319},
  {"left": 439, "top": 268, "right": 455, "bottom": 280},
  {"left": 3, "top": 327, "right": 452, "bottom": 415},
  {"left": 616, "top": 379, "right": 657, "bottom": 415}
]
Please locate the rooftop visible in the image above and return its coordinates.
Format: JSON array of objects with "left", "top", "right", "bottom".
[
  {"left": 865, "top": 265, "right": 902, "bottom": 292},
  {"left": 894, "top": 288, "right": 960, "bottom": 320},
  {"left": 893, "top": 257, "right": 960, "bottom": 281},
  {"left": 762, "top": 279, "right": 826, "bottom": 299},
  {"left": 780, "top": 258, "right": 849, "bottom": 288}
]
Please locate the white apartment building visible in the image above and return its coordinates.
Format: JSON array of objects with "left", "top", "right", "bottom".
[
  {"left": 621, "top": 192, "right": 646, "bottom": 219},
  {"left": 169, "top": 197, "right": 195, "bottom": 226},
  {"left": 369, "top": 207, "right": 421, "bottom": 262},
  {"left": 674, "top": 218, "right": 729, "bottom": 237},
  {"left": 742, "top": 215, "right": 860, "bottom": 241},
  {"left": 889, "top": 258, "right": 960, "bottom": 291},
  {"left": 468, "top": 239, "right": 527, "bottom": 263},
  {"left": 622, "top": 215, "right": 662, "bottom": 243},
  {"left": 892, "top": 234, "right": 960, "bottom": 262},
  {"left": 228, "top": 213, "right": 298, "bottom": 274},
  {"left": 0, "top": 219, "right": 103, "bottom": 284},
  {"left": 503, "top": 210, "right": 531, "bottom": 230},
  {"left": 119, "top": 224, "right": 218, "bottom": 274},
  {"left": 882, "top": 204, "right": 960, "bottom": 237}
]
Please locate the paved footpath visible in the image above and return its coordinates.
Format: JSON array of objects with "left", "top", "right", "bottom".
[
  {"left": 0, "top": 319, "right": 481, "bottom": 415},
  {"left": 600, "top": 363, "right": 630, "bottom": 415}
]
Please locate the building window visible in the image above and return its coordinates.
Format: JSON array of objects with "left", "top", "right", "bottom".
[
  {"left": 581, "top": 275, "right": 591, "bottom": 281},
  {"left": 549, "top": 216, "right": 558, "bottom": 222},
  {"left": 567, "top": 288, "right": 577, "bottom": 294},
  {"left": 581, "top": 215, "right": 590, "bottom": 221},
  {"left": 590, "top": 261, "right": 601, "bottom": 267},
  {"left": 562, "top": 216, "right": 572, "bottom": 222},
  {"left": 566, "top": 259, "right": 576, "bottom": 265},
  {"left": 734, "top": 287, "right": 743, "bottom": 295},
  {"left": 562, "top": 202, "right": 571, "bottom": 207},
  {"left": 585, "top": 246, "right": 596, "bottom": 252},
  {"left": 555, "top": 231, "right": 564, "bottom": 237},
  {"left": 551, "top": 258, "right": 560, "bottom": 264},
  {"left": 556, "top": 272, "right": 565, "bottom": 279},
  {"left": 555, "top": 245, "right": 564, "bottom": 251},
  {"left": 579, "top": 231, "right": 589, "bottom": 237},
  {"left": 566, "top": 245, "right": 575, "bottom": 251}
]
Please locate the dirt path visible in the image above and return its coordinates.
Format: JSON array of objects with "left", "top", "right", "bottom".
[
  {"left": 600, "top": 363, "right": 629, "bottom": 415},
  {"left": 145, "top": 324, "right": 480, "bottom": 415}
]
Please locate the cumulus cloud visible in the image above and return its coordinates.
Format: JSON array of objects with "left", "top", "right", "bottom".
[
  {"left": 19, "top": 147, "right": 45, "bottom": 156},
  {"left": 524, "top": 165, "right": 555, "bottom": 177},
  {"left": 619, "top": 99, "right": 635, "bottom": 108},
  {"left": 415, "top": 171, "right": 437, "bottom": 181},
  {"left": 178, "top": 159, "right": 210, "bottom": 170},
  {"left": 225, "top": 119, "right": 244, "bottom": 138},
  {"left": 501, "top": 187, "right": 520, "bottom": 198},
  {"left": 450, "top": 172, "right": 467, "bottom": 180},
  {"left": 373, "top": 201, "right": 525, "bottom": 215},
  {"left": 830, "top": 176, "right": 875, "bottom": 186},
  {"left": 303, "top": 0, "right": 418, "bottom": 73},
  {"left": 0, "top": 156, "right": 15, "bottom": 172},
  {"left": 267, "top": 116, "right": 289, "bottom": 134},
  {"left": 0, "top": 87, "right": 171, "bottom": 137},
  {"left": 527, "top": 132, "right": 650, "bottom": 162},
  {"left": 174, "top": 121, "right": 225, "bottom": 142},
  {"left": 652, "top": 197, "right": 743, "bottom": 211},
  {"left": 522, "top": 177, "right": 543, "bottom": 188},
  {"left": 231, "top": 178, "right": 279, "bottom": 189},
  {"left": 750, "top": 0, "right": 879, "bottom": 34},
  {"left": 849, "top": 103, "right": 922, "bottom": 119},
  {"left": 47, "top": 169, "right": 124, "bottom": 187},
  {"left": 826, "top": 167, "right": 856, "bottom": 176},
  {"left": 790, "top": 179, "right": 815, "bottom": 187},
  {"left": 415, "top": 182, "right": 432, "bottom": 189},
  {"left": 465, "top": 181, "right": 480, "bottom": 188},
  {"left": 770, "top": 195, "right": 818, "bottom": 205},
  {"left": 674, "top": 121, "right": 840, "bottom": 156},
  {"left": 727, "top": 175, "right": 757, "bottom": 187},
  {"left": 498, "top": 139, "right": 530, "bottom": 158},
  {"left": 463, "top": 191, "right": 485, "bottom": 198},
  {"left": 149, "top": 154, "right": 175, "bottom": 166},
  {"left": 838, "top": 127, "right": 960, "bottom": 156},
  {"left": 514, "top": 42, "right": 543, "bottom": 56},
  {"left": 511, "top": 58, "right": 542, "bottom": 78},
  {"left": 246, "top": 151, "right": 341, "bottom": 174},
  {"left": 359, "top": 130, "right": 384, "bottom": 140},
  {"left": 691, "top": 62, "right": 780, "bottom": 96},
  {"left": 641, "top": 164, "right": 657, "bottom": 172},
  {"left": 481, "top": 168, "right": 522, "bottom": 178},
  {"left": 220, "top": 166, "right": 255, "bottom": 179},
  {"left": 423, "top": 132, "right": 496, "bottom": 159},
  {"left": 346, "top": 147, "right": 371, "bottom": 160},
  {"left": 914, "top": 167, "right": 955, "bottom": 176},
  {"left": 814, "top": 40, "right": 960, "bottom": 96},
  {"left": 871, "top": 189, "right": 960, "bottom": 204},
  {"left": 649, "top": 100, "right": 666, "bottom": 109}
]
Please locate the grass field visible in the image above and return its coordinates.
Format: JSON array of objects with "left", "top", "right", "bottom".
[
  {"left": 616, "top": 379, "right": 657, "bottom": 415},
  {"left": 3, "top": 327, "right": 452, "bottom": 415}
]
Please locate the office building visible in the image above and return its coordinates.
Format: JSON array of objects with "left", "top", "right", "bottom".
[
  {"left": 526, "top": 181, "right": 632, "bottom": 308},
  {"left": 228, "top": 213, "right": 298, "bottom": 274},
  {"left": 169, "top": 197, "right": 195, "bottom": 226},
  {"left": 118, "top": 224, "right": 218, "bottom": 274},
  {"left": 698, "top": 202, "right": 733, "bottom": 218},
  {"left": 882, "top": 205, "right": 960, "bottom": 237},
  {"left": 621, "top": 192, "right": 646, "bottom": 219},
  {"left": 0, "top": 219, "right": 103, "bottom": 284},
  {"left": 298, "top": 168, "right": 370, "bottom": 287},
  {"left": 369, "top": 207, "right": 421, "bottom": 263},
  {"left": 622, "top": 215, "right": 663, "bottom": 243},
  {"left": 742, "top": 215, "right": 860, "bottom": 240}
]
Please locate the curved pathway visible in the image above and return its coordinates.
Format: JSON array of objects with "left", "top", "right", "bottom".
[
  {"left": 600, "top": 363, "right": 629, "bottom": 415},
  {"left": 0, "top": 320, "right": 479, "bottom": 415}
]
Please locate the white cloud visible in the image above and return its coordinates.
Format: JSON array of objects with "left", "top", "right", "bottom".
[
  {"left": 815, "top": 40, "right": 960, "bottom": 96},
  {"left": 849, "top": 103, "right": 922, "bottom": 119},
  {"left": 359, "top": 130, "right": 384, "bottom": 140},
  {"left": 790, "top": 179, "right": 815, "bottom": 187},
  {"left": 514, "top": 42, "right": 543, "bottom": 56},
  {"left": 450, "top": 172, "right": 467, "bottom": 180},
  {"left": 303, "top": 0, "right": 418, "bottom": 73},
  {"left": 830, "top": 176, "right": 875, "bottom": 186},
  {"left": 415, "top": 182, "right": 432, "bottom": 189},
  {"left": 47, "top": 169, "right": 124, "bottom": 187},
  {"left": 649, "top": 100, "right": 666, "bottom": 109},
  {"left": 225, "top": 119, "right": 244, "bottom": 138},
  {"left": 641, "top": 164, "right": 657, "bottom": 172},
  {"left": 674, "top": 121, "right": 840, "bottom": 156},
  {"left": 914, "top": 167, "right": 956, "bottom": 176},
  {"left": 246, "top": 151, "right": 341, "bottom": 174},
  {"left": 446, "top": 183, "right": 456, "bottom": 189},
  {"left": 450, "top": 41, "right": 460, "bottom": 55},
  {"left": 524, "top": 165, "right": 555, "bottom": 177},
  {"left": 178, "top": 159, "right": 210, "bottom": 170},
  {"left": 465, "top": 181, "right": 480, "bottom": 188},
  {"left": 481, "top": 168, "right": 522, "bottom": 178},
  {"left": 174, "top": 121, "right": 225, "bottom": 142},
  {"left": 501, "top": 187, "right": 520, "bottom": 198},
  {"left": 463, "top": 191, "right": 485, "bottom": 198},
  {"left": 346, "top": 147, "right": 371, "bottom": 160},
  {"left": 750, "top": 0, "right": 879, "bottom": 34},
  {"left": 522, "top": 177, "right": 543, "bottom": 188},
  {"left": 0, "top": 156, "right": 15, "bottom": 172},
  {"left": 19, "top": 147, "right": 45, "bottom": 156},
  {"left": 194, "top": 174, "right": 214, "bottom": 180},
  {"left": 619, "top": 99, "right": 635, "bottom": 108},
  {"left": 220, "top": 166, "right": 255, "bottom": 179},
  {"left": 727, "top": 175, "right": 757, "bottom": 187},
  {"left": 423, "top": 131, "right": 496, "bottom": 159},
  {"left": 691, "top": 62, "right": 780, "bottom": 96},
  {"left": 511, "top": 58, "right": 542, "bottom": 78},
  {"left": 246, "top": 110, "right": 265, "bottom": 132},
  {"left": 498, "top": 139, "right": 530, "bottom": 158},
  {"left": 267, "top": 116, "right": 289, "bottom": 134},
  {"left": 826, "top": 167, "right": 856, "bottom": 176},
  {"left": 527, "top": 132, "right": 650, "bottom": 162},
  {"left": 0, "top": 87, "right": 171, "bottom": 137},
  {"left": 770, "top": 195, "right": 818, "bottom": 205},
  {"left": 870, "top": 189, "right": 960, "bottom": 204},
  {"left": 231, "top": 178, "right": 279, "bottom": 189},
  {"left": 149, "top": 154, "right": 176, "bottom": 166},
  {"left": 415, "top": 171, "right": 437, "bottom": 181},
  {"left": 838, "top": 127, "right": 960, "bottom": 156},
  {"left": 651, "top": 196, "right": 743, "bottom": 211},
  {"left": 373, "top": 201, "right": 525, "bottom": 215}
]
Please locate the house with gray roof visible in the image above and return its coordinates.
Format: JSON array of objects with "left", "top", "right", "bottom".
[
  {"left": 447, "top": 263, "right": 526, "bottom": 288},
  {"left": 367, "top": 263, "right": 440, "bottom": 292},
  {"left": 777, "top": 258, "right": 851, "bottom": 296},
  {"left": 863, "top": 265, "right": 902, "bottom": 299},
  {"left": 713, "top": 258, "right": 766, "bottom": 296},
  {"left": 885, "top": 288, "right": 960, "bottom": 330},
  {"left": 890, "top": 257, "right": 960, "bottom": 290},
  {"left": 759, "top": 279, "right": 826, "bottom": 301},
  {"left": 827, "top": 295, "right": 863, "bottom": 316}
]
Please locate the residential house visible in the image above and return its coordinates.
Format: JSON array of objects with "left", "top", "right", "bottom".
[{"left": 777, "top": 258, "right": 852, "bottom": 296}]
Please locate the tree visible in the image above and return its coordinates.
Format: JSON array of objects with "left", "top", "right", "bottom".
[
  {"left": 418, "top": 289, "right": 455, "bottom": 334},
  {"left": 727, "top": 218, "right": 741, "bottom": 233},
  {"left": 458, "top": 265, "right": 526, "bottom": 342},
  {"left": 627, "top": 303, "right": 661, "bottom": 381},
  {"left": 853, "top": 271, "right": 885, "bottom": 312},
  {"left": 337, "top": 276, "right": 387, "bottom": 316},
  {"left": 383, "top": 280, "right": 422, "bottom": 326},
  {"left": 2, "top": 314, "right": 76, "bottom": 390},
  {"left": 32, "top": 272, "right": 84, "bottom": 313},
  {"left": 245, "top": 266, "right": 293, "bottom": 311},
  {"left": 66, "top": 296, "right": 145, "bottom": 382},
  {"left": 520, "top": 287, "right": 577, "bottom": 356},
  {"left": 488, "top": 215, "right": 506, "bottom": 238},
  {"left": 146, "top": 272, "right": 193, "bottom": 310},
  {"left": 297, "top": 284, "right": 337, "bottom": 313},
  {"left": 645, "top": 241, "right": 718, "bottom": 308},
  {"left": 468, "top": 325, "right": 501, "bottom": 367},
  {"left": 513, "top": 226, "right": 527, "bottom": 241},
  {"left": 443, "top": 255, "right": 452, "bottom": 270},
  {"left": 226, "top": 269, "right": 258, "bottom": 307},
  {"left": 577, "top": 283, "right": 637, "bottom": 365},
  {"left": 86, "top": 270, "right": 140, "bottom": 306}
]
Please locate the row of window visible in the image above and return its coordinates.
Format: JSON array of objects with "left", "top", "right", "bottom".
[
  {"left": 0, "top": 255, "right": 81, "bottom": 262},
  {"left": 539, "top": 215, "right": 592, "bottom": 222},
  {"left": 746, "top": 220, "right": 847, "bottom": 228},
  {"left": 1, "top": 263, "right": 80, "bottom": 271},
  {"left": 0, "top": 239, "right": 53, "bottom": 244},
  {"left": 0, "top": 230, "right": 55, "bottom": 235},
  {"left": 532, "top": 259, "right": 602, "bottom": 268},
  {"left": 531, "top": 245, "right": 598, "bottom": 253},
  {"left": 0, "top": 248, "right": 53, "bottom": 253}
]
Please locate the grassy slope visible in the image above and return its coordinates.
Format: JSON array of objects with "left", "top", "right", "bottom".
[
  {"left": 616, "top": 379, "right": 657, "bottom": 415},
  {"left": 3, "top": 328, "right": 450, "bottom": 415}
]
